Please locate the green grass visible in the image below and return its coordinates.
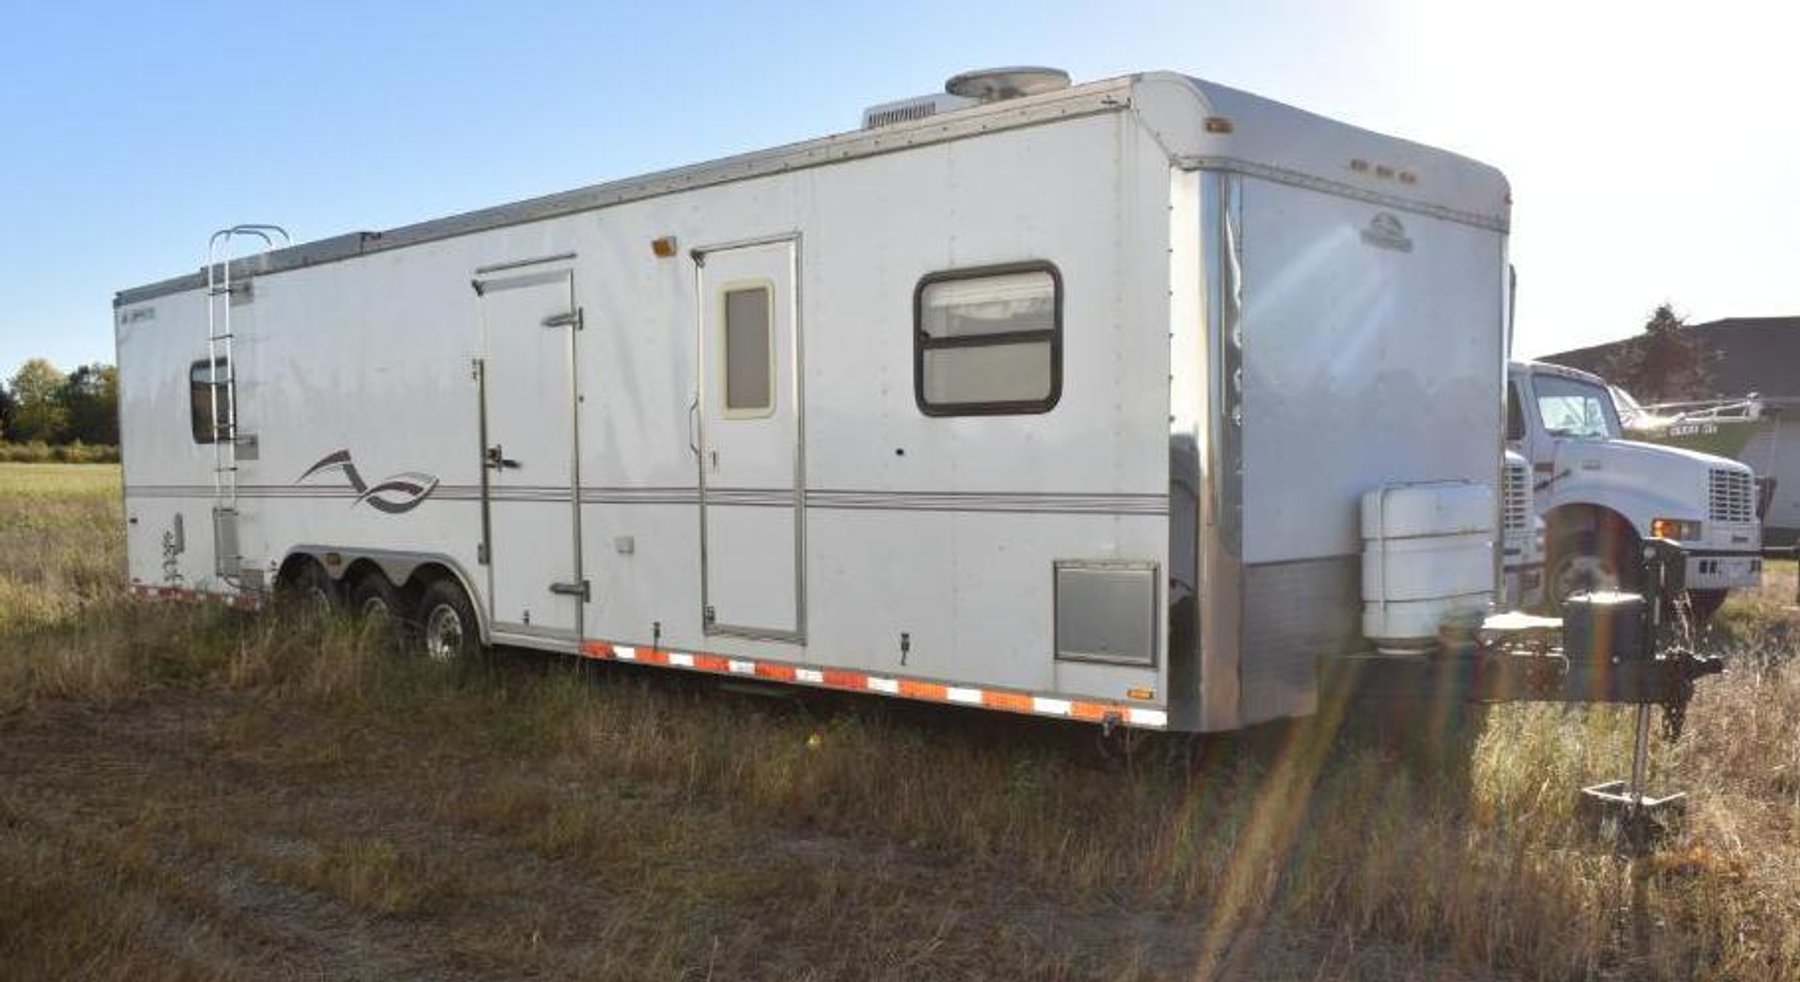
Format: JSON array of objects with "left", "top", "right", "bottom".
[{"left": 3, "top": 460, "right": 1799, "bottom": 979}]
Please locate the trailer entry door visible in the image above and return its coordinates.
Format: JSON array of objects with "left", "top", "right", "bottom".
[
  {"left": 695, "top": 238, "right": 803, "bottom": 641},
  {"left": 475, "top": 265, "right": 583, "bottom": 642}
]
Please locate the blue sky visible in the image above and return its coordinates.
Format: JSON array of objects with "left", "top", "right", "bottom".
[{"left": 2, "top": 0, "right": 1795, "bottom": 377}]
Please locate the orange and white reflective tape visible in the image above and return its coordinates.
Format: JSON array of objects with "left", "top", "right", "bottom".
[
  {"left": 580, "top": 640, "right": 1168, "bottom": 729},
  {"left": 129, "top": 583, "right": 262, "bottom": 610}
]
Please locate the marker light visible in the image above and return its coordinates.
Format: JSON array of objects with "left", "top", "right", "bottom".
[
  {"left": 1650, "top": 518, "right": 1702, "bottom": 541},
  {"left": 651, "top": 236, "right": 679, "bottom": 258}
]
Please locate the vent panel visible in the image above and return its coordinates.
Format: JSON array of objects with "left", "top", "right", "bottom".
[{"left": 1503, "top": 459, "right": 1531, "bottom": 536}]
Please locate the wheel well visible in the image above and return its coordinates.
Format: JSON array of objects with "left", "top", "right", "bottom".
[
  {"left": 342, "top": 558, "right": 390, "bottom": 589},
  {"left": 403, "top": 562, "right": 475, "bottom": 621},
  {"left": 275, "top": 552, "right": 325, "bottom": 589},
  {"left": 1544, "top": 505, "right": 1638, "bottom": 552}
]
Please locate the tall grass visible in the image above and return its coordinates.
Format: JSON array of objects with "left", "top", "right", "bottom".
[{"left": 3, "top": 462, "right": 1799, "bottom": 979}]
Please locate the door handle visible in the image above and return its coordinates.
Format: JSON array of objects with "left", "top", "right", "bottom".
[
  {"left": 485, "top": 445, "right": 521, "bottom": 470},
  {"left": 687, "top": 396, "right": 700, "bottom": 457}
]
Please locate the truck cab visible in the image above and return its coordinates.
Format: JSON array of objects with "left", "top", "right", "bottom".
[{"left": 1507, "top": 360, "right": 1762, "bottom": 618}]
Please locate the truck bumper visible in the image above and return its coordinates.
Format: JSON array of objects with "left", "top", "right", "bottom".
[{"left": 1684, "top": 551, "right": 1762, "bottom": 591}]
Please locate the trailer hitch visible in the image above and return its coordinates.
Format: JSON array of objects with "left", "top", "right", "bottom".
[{"left": 1463, "top": 538, "right": 1724, "bottom": 847}]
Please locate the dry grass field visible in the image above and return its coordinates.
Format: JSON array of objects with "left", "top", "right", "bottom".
[{"left": 2, "top": 462, "right": 1798, "bottom": 980}]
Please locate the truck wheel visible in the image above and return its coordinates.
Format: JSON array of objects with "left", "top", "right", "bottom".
[
  {"left": 349, "top": 570, "right": 407, "bottom": 626},
  {"left": 415, "top": 578, "right": 480, "bottom": 663},
  {"left": 1685, "top": 589, "right": 1728, "bottom": 626},
  {"left": 1547, "top": 531, "right": 1638, "bottom": 612}
]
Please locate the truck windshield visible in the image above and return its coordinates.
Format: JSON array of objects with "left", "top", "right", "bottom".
[{"left": 1533, "top": 373, "right": 1622, "bottom": 439}]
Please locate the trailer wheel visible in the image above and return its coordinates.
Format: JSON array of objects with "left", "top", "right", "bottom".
[
  {"left": 1547, "top": 530, "right": 1638, "bottom": 612},
  {"left": 349, "top": 570, "right": 407, "bottom": 627},
  {"left": 281, "top": 559, "right": 339, "bottom": 614},
  {"left": 416, "top": 578, "right": 480, "bottom": 663}
]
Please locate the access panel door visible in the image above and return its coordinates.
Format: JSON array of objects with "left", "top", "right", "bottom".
[
  {"left": 477, "top": 265, "right": 583, "bottom": 641},
  {"left": 696, "top": 239, "right": 803, "bottom": 640}
]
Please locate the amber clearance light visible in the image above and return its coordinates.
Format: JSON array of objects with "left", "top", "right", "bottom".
[{"left": 1649, "top": 518, "right": 1702, "bottom": 541}]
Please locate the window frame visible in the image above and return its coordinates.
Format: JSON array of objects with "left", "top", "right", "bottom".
[
  {"left": 188, "top": 357, "right": 231, "bottom": 445},
  {"left": 912, "top": 260, "right": 1063, "bottom": 417},
  {"left": 717, "top": 278, "right": 777, "bottom": 420}
]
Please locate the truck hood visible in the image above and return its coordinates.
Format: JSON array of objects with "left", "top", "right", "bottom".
[{"left": 1576, "top": 438, "right": 1750, "bottom": 473}]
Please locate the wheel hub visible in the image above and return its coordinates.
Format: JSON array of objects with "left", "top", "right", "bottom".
[{"left": 424, "top": 603, "right": 463, "bottom": 662}]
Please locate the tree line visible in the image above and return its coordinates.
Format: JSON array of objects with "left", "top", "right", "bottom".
[{"left": 0, "top": 359, "right": 119, "bottom": 446}]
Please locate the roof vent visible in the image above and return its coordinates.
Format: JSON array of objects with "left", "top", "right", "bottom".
[
  {"left": 944, "top": 66, "right": 1071, "bottom": 102},
  {"left": 862, "top": 92, "right": 979, "bottom": 130}
]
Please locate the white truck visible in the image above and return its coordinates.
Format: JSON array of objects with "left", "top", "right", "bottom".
[
  {"left": 1508, "top": 360, "right": 1762, "bottom": 618},
  {"left": 112, "top": 66, "right": 1715, "bottom": 737}
]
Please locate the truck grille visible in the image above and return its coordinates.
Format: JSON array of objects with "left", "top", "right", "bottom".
[
  {"left": 1710, "top": 468, "right": 1755, "bottom": 524},
  {"left": 1503, "top": 458, "right": 1532, "bottom": 535}
]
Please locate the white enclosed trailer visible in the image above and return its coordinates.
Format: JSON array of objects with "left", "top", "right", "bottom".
[{"left": 115, "top": 69, "right": 1513, "bottom": 734}]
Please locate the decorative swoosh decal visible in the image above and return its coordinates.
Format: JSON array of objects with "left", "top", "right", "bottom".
[{"left": 297, "top": 450, "right": 439, "bottom": 514}]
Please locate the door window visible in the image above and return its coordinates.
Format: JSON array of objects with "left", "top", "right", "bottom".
[{"left": 722, "top": 285, "right": 774, "bottom": 417}]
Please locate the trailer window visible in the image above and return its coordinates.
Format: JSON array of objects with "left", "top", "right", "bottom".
[
  {"left": 722, "top": 286, "right": 773, "bottom": 416},
  {"left": 189, "top": 358, "right": 231, "bottom": 444},
  {"left": 914, "top": 262, "right": 1061, "bottom": 415}
]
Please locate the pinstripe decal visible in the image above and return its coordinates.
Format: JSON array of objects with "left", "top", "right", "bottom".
[{"left": 125, "top": 485, "right": 1168, "bottom": 516}]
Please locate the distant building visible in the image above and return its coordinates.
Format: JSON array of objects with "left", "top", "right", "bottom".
[{"left": 1541, "top": 316, "right": 1800, "bottom": 399}]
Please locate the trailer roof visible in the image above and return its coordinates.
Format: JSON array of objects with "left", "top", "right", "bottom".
[{"left": 117, "top": 72, "right": 1510, "bottom": 307}]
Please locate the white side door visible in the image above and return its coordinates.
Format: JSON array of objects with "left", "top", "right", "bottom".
[
  {"left": 476, "top": 264, "right": 583, "bottom": 641},
  {"left": 695, "top": 238, "right": 803, "bottom": 640}
]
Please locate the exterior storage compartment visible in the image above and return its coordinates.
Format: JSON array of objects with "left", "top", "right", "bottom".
[{"left": 1361, "top": 482, "right": 1495, "bottom": 650}]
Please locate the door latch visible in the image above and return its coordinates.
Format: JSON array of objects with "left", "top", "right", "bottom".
[
  {"left": 485, "top": 445, "right": 521, "bottom": 470},
  {"left": 549, "top": 580, "right": 591, "bottom": 602}
]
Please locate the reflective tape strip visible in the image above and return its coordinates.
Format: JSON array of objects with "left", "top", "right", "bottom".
[
  {"left": 131, "top": 583, "right": 261, "bottom": 610},
  {"left": 1127, "top": 708, "right": 1169, "bottom": 728},
  {"left": 549, "top": 637, "right": 1164, "bottom": 729}
]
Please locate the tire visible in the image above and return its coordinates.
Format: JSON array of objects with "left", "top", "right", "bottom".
[
  {"left": 1547, "top": 529, "right": 1639, "bottom": 613},
  {"left": 1685, "top": 588, "right": 1728, "bottom": 627},
  {"left": 349, "top": 570, "right": 408, "bottom": 627},
  {"left": 414, "top": 577, "right": 481, "bottom": 663},
  {"left": 282, "top": 559, "right": 339, "bottom": 614}
]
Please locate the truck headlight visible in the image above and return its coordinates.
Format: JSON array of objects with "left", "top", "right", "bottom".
[{"left": 1650, "top": 518, "right": 1703, "bottom": 541}]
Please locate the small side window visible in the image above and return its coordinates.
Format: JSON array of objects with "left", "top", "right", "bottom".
[
  {"left": 914, "top": 262, "right": 1061, "bottom": 416},
  {"left": 722, "top": 285, "right": 773, "bottom": 417},
  {"left": 1506, "top": 381, "right": 1525, "bottom": 441},
  {"left": 189, "top": 358, "right": 230, "bottom": 444}
]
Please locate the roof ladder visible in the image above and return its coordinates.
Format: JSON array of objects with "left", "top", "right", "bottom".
[{"left": 204, "top": 224, "right": 289, "bottom": 583}]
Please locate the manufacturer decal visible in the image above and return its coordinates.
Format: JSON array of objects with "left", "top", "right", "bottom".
[
  {"left": 1360, "top": 212, "right": 1413, "bottom": 252},
  {"left": 297, "top": 449, "right": 439, "bottom": 514}
]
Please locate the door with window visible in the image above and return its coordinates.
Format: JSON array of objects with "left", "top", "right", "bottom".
[{"left": 695, "top": 238, "right": 802, "bottom": 640}]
